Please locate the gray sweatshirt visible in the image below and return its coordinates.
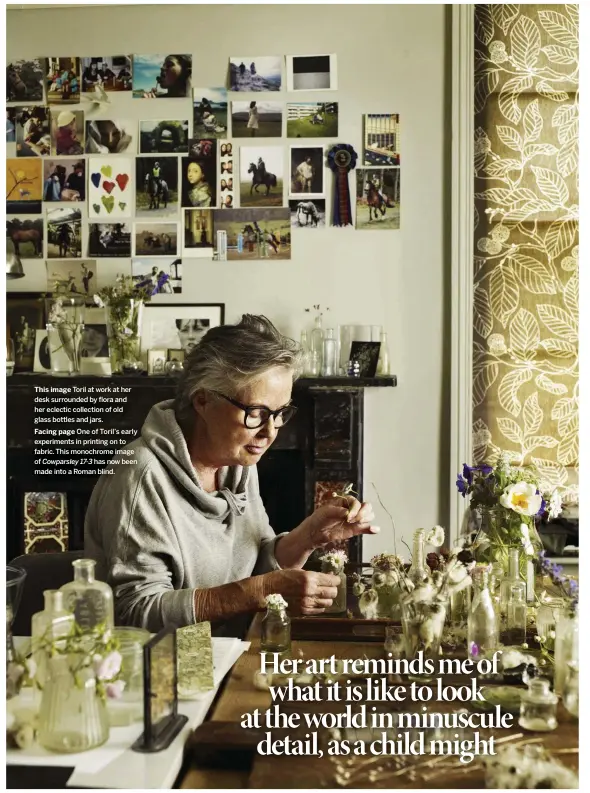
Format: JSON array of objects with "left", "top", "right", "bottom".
[{"left": 84, "top": 399, "right": 285, "bottom": 634}]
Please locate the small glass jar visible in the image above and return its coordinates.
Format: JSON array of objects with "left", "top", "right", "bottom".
[
  {"left": 563, "top": 661, "right": 578, "bottom": 718},
  {"left": 107, "top": 626, "right": 150, "bottom": 726},
  {"left": 261, "top": 600, "right": 291, "bottom": 659},
  {"left": 321, "top": 558, "right": 347, "bottom": 614},
  {"left": 518, "top": 678, "right": 558, "bottom": 732},
  {"left": 504, "top": 585, "right": 527, "bottom": 646},
  {"left": 384, "top": 624, "right": 404, "bottom": 659}
]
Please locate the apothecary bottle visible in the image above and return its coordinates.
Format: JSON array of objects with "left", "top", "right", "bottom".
[
  {"left": 504, "top": 585, "right": 527, "bottom": 646},
  {"left": 376, "top": 331, "right": 391, "bottom": 375},
  {"left": 468, "top": 566, "right": 498, "bottom": 661},
  {"left": 518, "top": 677, "right": 558, "bottom": 732},
  {"left": 310, "top": 315, "right": 324, "bottom": 370},
  {"left": 300, "top": 330, "right": 312, "bottom": 375},
  {"left": 32, "top": 590, "right": 75, "bottom": 688},
  {"left": 499, "top": 548, "right": 526, "bottom": 619},
  {"left": 260, "top": 595, "right": 291, "bottom": 659},
  {"left": 60, "top": 559, "right": 114, "bottom": 637},
  {"left": 321, "top": 328, "right": 336, "bottom": 377},
  {"left": 407, "top": 529, "right": 431, "bottom": 586}
]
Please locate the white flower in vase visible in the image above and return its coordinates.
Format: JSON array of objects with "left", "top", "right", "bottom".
[
  {"left": 426, "top": 525, "right": 446, "bottom": 547},
  {"left": 320, "top": 550, "right": 348, "bottom": 573},
  {"left": 500, "top": 482, "right": 542, "bottom": 516},
  {"left": 547, "top": 490, "right": 563, "bottom": 520}
]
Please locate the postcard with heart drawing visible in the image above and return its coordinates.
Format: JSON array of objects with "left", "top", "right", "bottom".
[{"left": 88, "top": 157, "right": 132, "bottom": 219}]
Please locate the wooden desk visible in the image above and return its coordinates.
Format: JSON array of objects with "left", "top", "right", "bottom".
[{"left": 179, "top": 620, "right": 578, "bottom": 789}]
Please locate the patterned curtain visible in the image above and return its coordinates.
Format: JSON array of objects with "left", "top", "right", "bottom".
[{"left": 473, "top": 4, "right": 579, "bottom": 503}]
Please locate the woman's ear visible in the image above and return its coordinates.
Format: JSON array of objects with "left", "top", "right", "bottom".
[{"left": 191, "top": 388, "right": 211, "bottom": 418}]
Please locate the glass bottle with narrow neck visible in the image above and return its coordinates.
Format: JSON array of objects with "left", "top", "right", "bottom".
[
  {"left": 468, "top": 567, "right": 498, "bottom": 661},
  {"left": 32, "top": 590, "right": 75, "bottom": 687},
  {"left": 376, "top": 331, "right": 390, "bottom": 375},
  {"left": 300, "top": 330, "right": 312, "bottom": 375},
  {"left": 504, "top": 585, "right": 527, "bottom": 645},
  {"left": 60, "top": 559, "right": 114, "bottom": 636},
  {"left": 499, "top": 548, "right": 526, "bottom": 618},
  {"left": 407, "top": 529, "right": 431, "bottom": 586},
  {"left": 260, "top": 602, "right": 291, "bottom": 660},
  {"left": 310, "top": 314, "right": 324, "bottom": 370},
  {"left": 321, "top": 328, "right": 336, "bottom": 376}
]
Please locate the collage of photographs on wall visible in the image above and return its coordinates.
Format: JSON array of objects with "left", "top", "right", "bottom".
[{"left": 6, "top": 52, "right": 401, "bottom": 379}]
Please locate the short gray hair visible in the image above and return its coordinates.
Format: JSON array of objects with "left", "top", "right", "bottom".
[{"left": 174, "top": 314, "right": 303, "bottom": 423}]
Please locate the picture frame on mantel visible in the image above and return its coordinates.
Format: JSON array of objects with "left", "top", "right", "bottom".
[
  {"left": 6, "top": 292, "right": 46, "bottom": 372},
  {"left": 142, "top": 303, "right": 224, "bottom": 355}
]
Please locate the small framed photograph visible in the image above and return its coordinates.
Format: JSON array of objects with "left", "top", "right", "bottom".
[
  {"left": 7, "top": 292, "right": 46, "bottom": 371},
  {"left": 349, "top": 341, "right": 381, "bottom": 378},
  {"left": 33, "top": 329, "right": 51, "bottom": 372},
  {"left": 166, "top": 348, "right": 185, "bottom": 363},
  {"left": 286, "top": 54, "right": 337, "bottom": 91},
  {"left": 142, "top": 303, "right": 224, "bottom": 355},
  {"left": 147, "top": 349, "right": 167, "bottom": 375}
]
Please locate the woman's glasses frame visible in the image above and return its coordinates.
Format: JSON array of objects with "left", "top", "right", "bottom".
[{"left": 211, "top": 391, "right": 297, "bottom": 429}]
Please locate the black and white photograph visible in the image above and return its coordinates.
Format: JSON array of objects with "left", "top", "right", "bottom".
[
  {"left": 134, "top": 222, "right": 179, "bottom": 257},
  {"left": 33, "top": 329, "right": 51, "bottom": 373},
  {"left": 288, "top": 199, "right": 326, "bottom": 228},
  {"left": 147, "top": 349, "right": 167, "bottom": 375},
  {"left": 80, "top": 324, "right": 109, "bottom": 359},
  {"left": 81, "top": 56, "right": 132, "bottom": 92},
  {"left": 135, "top": 156, "right": 178, "bottom": 217},
  {"left": 7, "top": 59, "right": 44, "bottom": 102},
  {"left": 15, "top": 107, "right": 50, "bottom": 156},
  {"left": 286, "top": 54, "right": 337, "bottom": 91},
  {"left": 349, "top": 341, "right": 381, "bottom": 377},
  {"left": 289, "top": 146, "right": 324, "bottom": 197},
  {"left": 183, "top": 209, "right": 214, "bottom": 257},
  {"left": 85, "top": 119, "right": 135, "bottom": 155},
  {"left": 7, "top": 294, "right": 45, "bottom": 371},
  {"left": 43, "top": 159, "right": 85, "bottom": 201},
  {"left": 46, "top": 259, "right": 96, "bottom": 298},
  {"left": 88, "top": 222, "right": 131, "bottom": 257},
  {"left": 140, "top": 119, "right": 189, "bottom": 154},
  {"left": 132, "top": 257, "right": 182, "bottom": 294},
  {"left": 142, "top": 303, "right": 224, "bottom": 353},
  {"left": 229, "top": 56, "right": 281, "bottom": 92},
  {"left": 46, "top": 206, "right": 82, "bottom": 258},
  {"left": 7, "top": 217, "right": 44, "bottom": 258}
]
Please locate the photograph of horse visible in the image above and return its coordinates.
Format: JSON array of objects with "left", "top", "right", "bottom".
[
  {"left": 6, "top": 218, "right": 44, "bottom": 258},
  {"left": 46, "top": 207, "right": 82, "bottom": 257},
  {"left": 134, "top": 222, "right": 179, "bottom": 257},
  {"left": 355, "top": 167, "right": 400, "bottom": 230},
  {"left": 240, "top": 147, "right": 283, "bottom": 208},
  {"left": 136, "top": 157, "right": 178, "bottom": 217},
  {"left": 288, "top": 199, "right": 325, "bottom": 228},
  {"left": 213, "top": 208, "right": 291, "bottom": 260}
]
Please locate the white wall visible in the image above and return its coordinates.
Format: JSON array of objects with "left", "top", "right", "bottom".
[{"left": 7, "top": 3, "right": 451, "bottom": 557}]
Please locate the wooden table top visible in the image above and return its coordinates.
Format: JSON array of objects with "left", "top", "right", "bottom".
[{"left": 179, "top": 618, "right": 578, "bottom": 789}]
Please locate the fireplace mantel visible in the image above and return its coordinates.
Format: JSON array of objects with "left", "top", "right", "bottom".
[{"left": 6, "top": 374, "right": 397, "bottom": 562}]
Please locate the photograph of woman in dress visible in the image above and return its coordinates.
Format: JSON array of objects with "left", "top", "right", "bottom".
[{"left": 181, "top": 157, "right": 216, "bottom": 208}]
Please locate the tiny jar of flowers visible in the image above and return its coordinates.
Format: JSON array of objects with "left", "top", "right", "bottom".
[
  {"left": 94, "top": 276, "right": 153, "bottom": 374},
  {"left": 455, "top": 454, "right": 563, "bottom": 576},
  {"left": 260, "top": 594, "right": 291, "bottom": 660},
  {"left": 319, "top": 550, "right": 348, "bottom": 614}
]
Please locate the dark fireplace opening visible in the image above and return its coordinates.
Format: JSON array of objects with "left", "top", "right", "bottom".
[{"left": 256, "top": 449, "right": 306, "bottom": 536}]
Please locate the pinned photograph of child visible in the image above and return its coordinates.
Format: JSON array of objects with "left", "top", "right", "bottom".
[
  {"left": 181, "top": 157, "right": 216, "bottom": 208},
  {"left": 46, "top": 57, "right": 81, "bottom": 103},
  {"left": 15, "top": 107, "right": 50, "bottom": 156},
  {"left": 50, "top": 110, "right": 84, "bottom": 156}
]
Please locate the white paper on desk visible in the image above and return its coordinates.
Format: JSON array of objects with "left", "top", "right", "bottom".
[{"left": 66, "top": 637, "right": 249, "bottom": 789}]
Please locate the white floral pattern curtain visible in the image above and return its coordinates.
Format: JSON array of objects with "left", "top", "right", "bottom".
[{"left": 473, "top": 4, "right": 579, "bottom": 502}]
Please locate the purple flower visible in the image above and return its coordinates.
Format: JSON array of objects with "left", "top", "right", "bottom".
[
  {"left": 477, "top": 464, "right": 493, "bottom": 475},
  {"left": 469, "top": 642, "right": 479, "bottom": 658},
  {"left": 463, "top": 464, "right": 474, "bottom": 484},
  {"left": 536, "top": 498, "right": 547, "bottom": 517},
  {"left": 456, "top": 475, "right": 468, "bottom": 496}
]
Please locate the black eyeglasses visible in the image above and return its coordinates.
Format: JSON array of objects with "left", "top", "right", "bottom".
[{"left": 212, "top": 391, "right": 297, "bottom": 429}]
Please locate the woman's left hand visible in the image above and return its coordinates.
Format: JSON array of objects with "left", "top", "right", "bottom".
[{"left": 304, "top": 497, "right": 379, "bottom": 551}]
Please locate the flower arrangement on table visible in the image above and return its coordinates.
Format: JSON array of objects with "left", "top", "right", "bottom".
[
  {"left": 455, "top": 454, "right": 563, "bottom": 567},
  {"left": 94, "top": 275, "right": 154, "bottom": 373},
  {"left": 45, "top": 286, "right": 86, "bottom": 373},
  {"left": 6, "top": 623, "right": 124, "bottom": 750}
]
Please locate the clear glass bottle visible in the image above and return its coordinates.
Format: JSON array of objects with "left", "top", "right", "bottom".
[
  {"left": 38, "top": 655, "right": 109, "bottom": 753},
  {"left": 468, "top": 566, "right": 498, "bottom": 661},
  {"left": 499, "top": 548, "right": 526, "bottom": 621},
  {"left": 518, "top": 677, "right": 558, "bottom": 732},
  {"left": 563, "top": 661, "right": 578, "bottom": 718},
  {"left": 504, "top": 585, "right": 527, "bottom": 646},
  {"left": 261, "top": 599, "right": 291, "bottom": 659},
  {"left": 376, "top": 331, "right": 391, "bottom": 376},
  {"left": 490, "top": 562, "right": 504, "bottom": 620},
  {"left": 407, "top": 529, "right": 431, "bottom": 586},
  {"left": 321, "top": 557, "right": 347, "bottom": 614},
  {"left": 321, "top": 328, "right": 336, "bottom": 377},
  {"left": 60, "top": 559, "right": 114, "bottom": 638},
  {"left": 107, "top": 626, "right": 150, "bottom": 726},
  {"left": 310, "top": 314, "right": 324, "bottom": 371},
  {"left": 32, "top": 590, "right": 75, "bottom": 688},
  {"left": 554, "top": 608, "right": 578, "bottom": 696},
  {"left": 300, "top": 330, "right": 312, "bottom": 375}
]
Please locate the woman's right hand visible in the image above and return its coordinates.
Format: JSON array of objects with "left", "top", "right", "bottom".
[{"left": 265, "top": 569, "right": 340, "bottom": 615}]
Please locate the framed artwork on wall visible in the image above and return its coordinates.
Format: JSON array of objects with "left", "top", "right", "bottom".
[
  {"left": 142, "top": 303, "right": 224, "bottom": 355},
  {"left": 6, "top": 292, "right": 46, "bottom": 372}
]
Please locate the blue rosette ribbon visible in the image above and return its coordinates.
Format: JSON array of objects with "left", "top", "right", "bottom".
[{"left": 327, "top": 144, "right": 358, "bottom": 227}]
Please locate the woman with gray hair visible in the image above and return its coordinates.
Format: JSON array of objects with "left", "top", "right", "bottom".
[{"left": 85, "top": 315, "right": 378, "bottom": 635}]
